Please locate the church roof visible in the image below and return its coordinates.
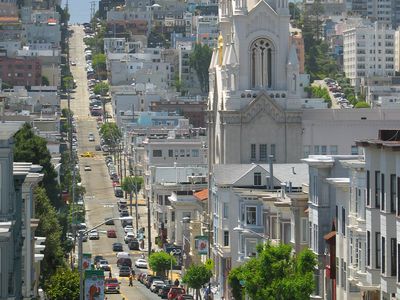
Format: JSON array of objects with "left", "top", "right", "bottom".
[
  {"left": 210, "top": 48, "right": 218, "bottom": 69},
  {"left": 222, "top": 43, "right": 239, "bottom": 66}
]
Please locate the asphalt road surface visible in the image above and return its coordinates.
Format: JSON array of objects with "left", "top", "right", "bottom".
[{"left": 64, "top": 25, "right": 161, "bottom": 300}]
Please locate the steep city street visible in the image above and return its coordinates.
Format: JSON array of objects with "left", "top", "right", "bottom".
[{"left": 64, "top": 25, "right": 160, "bottom": 300}]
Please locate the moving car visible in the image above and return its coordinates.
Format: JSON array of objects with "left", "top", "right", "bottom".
[
  {"left": 88, "top": 229, "right": 99, "bottom": 240},
  {"left": 94, "top": 255, "right": 104, "bottom": 265},
  {"left": 80, "top": 151, "right": 94, "bottom": 158},
  {"left": 112, "top": 242, "right": 123, "bottom": 252},
  {"left": 117, "top": 257, "right": 132, "bottom": 268},
  {"left": 98, "top": 259, "right": 110, "bottom": 271},
  {"left": 124, "top": 232, "right": 135, "bottom": 243},
  {"left": 88, "top": 133, "right": 95, "bottom": 141},
  {"left": 107, "top": 229, "right": 116, "bottom": 238},
  {"left": 95, "top": 145, "right": 101, "bottom": 151},
  {"left": 104, "top": 218, "right": 114, "bottom": 225},
  {"left": 84, "top": 165, "right": 92, "bottom": 171},
  {"left": 135, "top": 258, "right": 148, "bottom": 269},
  {"left": 128, "top": 239, "right": 140, "bottom": 250},
  {"left": 119, "top": 266, "right": 131, "bottom": 277},
  {"left": 104, "top": 278, "right": 120, "bottom": 294},
  {"left": 124, "top": 225, "right": 134, "bottom": 233}
]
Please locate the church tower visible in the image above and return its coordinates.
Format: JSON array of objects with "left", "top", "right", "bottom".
[{"left": 208, "top": 0, "right": 309, "bottom": 165}]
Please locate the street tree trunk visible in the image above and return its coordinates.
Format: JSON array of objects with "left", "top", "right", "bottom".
[
  {"left": 129, "top": 192, "right": 133, "bottom": 217},
  {"left": 135, "top": 190, "right": 139, "bottom": 232}
]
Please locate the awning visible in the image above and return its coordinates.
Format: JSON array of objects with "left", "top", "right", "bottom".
[{"left": 324, "top": 231, "right": 336, "bottom": 241}]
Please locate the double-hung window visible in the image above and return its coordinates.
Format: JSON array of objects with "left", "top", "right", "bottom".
[
  {"left": 246, "top": 207, "right": 257, "bottom": 225},
  {"left": 254, "top": 172, "right": 262, "bottom": 186}
]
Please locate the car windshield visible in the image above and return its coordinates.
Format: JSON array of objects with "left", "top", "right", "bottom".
[{"left": 106, "top": 279, "right": 118, "bottom": 284}]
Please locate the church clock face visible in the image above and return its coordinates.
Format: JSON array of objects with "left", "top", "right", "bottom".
[{"left": 250, "top": 38, "right": 274, "bottom": 89}]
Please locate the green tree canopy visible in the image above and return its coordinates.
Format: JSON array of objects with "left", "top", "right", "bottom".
[
  {"left": 228, "top": 244, "right": 317, "bottom": 300},
  {"left": 42, "top": 76, "right": 50, "bottom": 86},
  {"left": 148, "top": 251, "right": 176, "bottom": 277},
  {"left": 35, "top": 187, "right": 66, "bottom": 280},
  {"left": 121, "top": 176, "right": 144, "bottom": 194},
  {"left": 99, "top": 123, "right": 122, "bottom": 147},
  {"left": 183, "top": 264, "right": 212, "bottom": 299},
  {"left": 355, "top": 101, "right": 371, "bottom": 108},
  {"left": 62, "top": 75, "right": 74, "bottom": 91},
  {"left": 189, "top": 43, "right": 213, "bottom": 94},
  {"left": 93, "top": 82, "right": 109, "bottom": 96},
  {"left": 92, "top": 53, "right": 107, "bottom": 72},
  {"left": 14, "top": 123, "right": 62, "bottom": 208},
  {"left": 45, "top": 267, "right": 79, "bottom": 300}
]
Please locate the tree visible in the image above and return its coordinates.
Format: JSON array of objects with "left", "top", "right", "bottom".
[
  {"left": 355, "top": 101, "right": 371, "bottom": 108},
  {"left": 189, "top": 43, "right": 213, "bottom": 94},
  {"left": 148, "top": 252, "right": 176, "bottom": 277},
  {"left": 42, "top": 76, "right": 50, "bottom": 86},
  {"left": 35, "top": 187, "right": 66, "bottom": 281},
  {"left": 92, "top": 53, "right": 107, "bottom": 78},
  {"left": 182, "top": 264, "right": 212, "bottom": 300},
  {"left": 228, "top": 243, "right": 317, "bottom": 300},
  {"left": 121, "top": 176, "right": 144, "bottom": 231},
  {"left": 99, "top": 123, "right": 122, "bottom": 147},
  {"left": 93, "top": 82, "right": 109, "bottom": 95},
  {"left": 62, "top": 75, "right": 74, "bottom": 91},
  {"left": 14, "top": 123, "right": 62, "bottom": 208},
  {"left": 45, "top": 268, "right": 79, "bottom": 300}
]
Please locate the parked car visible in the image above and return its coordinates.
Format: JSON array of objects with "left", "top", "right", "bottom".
[
  {"left": 114, "top": 186, "right": 123, "bottom": 197},
  {"left": 150, "top": 280, "right": 166, "bottom": 293},
  {"left": 159, "top": 284, "right": 173, "bottom": 298},
  {"left": 128, "top": 239, "right": 140, "bottom": 250},
  {"left": 135, "top": 258, "right": 148, "bottom": 269},
  {"left": 117, "top": 257, "right": 132, "bottom": 268},
  {"left": 98, "top": 259, "right": 110, "bottom": 271},
  {"left": 88, "top": 229, "right": 99, "bottom": 240},
  {"left": 112, "top": 242, "right": 123, "bottom": 252},
  {"left": 107, "top": 229, "right": 117, "bottom": 238},
  {"left": 104, "top": 278, "right": 120, "bottom": 294},
  {"left": 95, "top": 145, "right": 101, "bottom": 151},
  {"left": 119, "top": 266, "right": 131, "bottom": 277},
  {"left": 168, "top": 287, "right": 186, "bottom": 300},
  {"left": 138, "top": 273, "right": 148, "bottom": 284},
  {"left": 178, "top": 295, "right": 194, "bottom": 300},
  {"left": 146, "top": 275, "right": 162, "bottom": 288}
]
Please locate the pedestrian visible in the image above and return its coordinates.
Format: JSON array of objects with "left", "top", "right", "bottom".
[
  {"left": 129, "top": 274, "right": 133, "bottom": 286},
  {"left": 174, "top": 278, "right": 180, "bottom": 286},
  {"left": 109, "top": 271, "right": 112, "bottom": 278}
]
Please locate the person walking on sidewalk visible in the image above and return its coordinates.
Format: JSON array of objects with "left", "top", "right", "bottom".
[{"left": 129, "top": 274, "right": 133, "bottom": 287}]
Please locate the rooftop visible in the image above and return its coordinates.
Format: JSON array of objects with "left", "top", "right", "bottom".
[{"left": 0, "top": 122, "right": 23, "bottom": 141}]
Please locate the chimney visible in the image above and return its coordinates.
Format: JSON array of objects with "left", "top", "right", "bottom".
[{"left": 268, "top": 155, "right": 274, "bottom": 189}]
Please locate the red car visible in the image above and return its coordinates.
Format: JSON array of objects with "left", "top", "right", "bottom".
[
  {"left": 168, "top": 287, "right": 186, "bottom": 300},
  {"left": 107, "top": 229, "right": 116, "bottom": 238},
  {"left": 104, "top": 278, "right": 120, "bottom": 294}
]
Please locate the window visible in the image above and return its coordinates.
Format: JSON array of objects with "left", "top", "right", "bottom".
[
  {"left": 250, "top": 144, "right": 256, "bottom": 160},
  {"left": 351, "top": 145, "right": 358, "bottom": 155},
  {"left": 259, "top": 144, "right": 267, "bottom": 161},
  {"left": 303, "top": 145, "right": 310, "bottom": 157},
  {"left": 314, "top": 145, "right": 320, "bottom": 155},
  {"left": 223, "top": 203, "right": 228, "bottom": 218},
  {"left": 341, "top": 258, "right": 345, "bottom": 287},
  {"left": 321, "top": 145, "right": 327, "bottom": 155},
  {"left": 376, "top": 232, "right": 381, "bottom": 268},
  {"left": 270, "top": 144, "right": 276, "bottom": 160},
  {"left": 390, "top": 174, "right": 396, "bottom": 213},
  {"left": 246, "top": 207, "right": 257, "bottom": 225},
  {"left": 367, "top": 171, "right": 370, "bottom": 206},
  {"left": 192, "top": 149, "right": 199, "bottom": 157},
  {"left": 398, "top": 177, "right": 400, "bottom": 216},
  {"left": 313, "top": 224, "right": 319, "bottom": 252},
  {"left": 375, "top": 171, "right": 381, "bottom": 208},
  {"left": 391, "top": 238, "right": 396, "bottom": 276},
  {"left": 342, "top": 207, "right": 346, "bottom": 236},
  {"left": 245, "top": 238, "right": 258, "bottom": 257},
  {"left": 180, "top": 149, "right": 185, "bottom": 157},
  {"left": 171, "top": 211, "right": 175, "bottom": 222},
  {"left": 301, "top": 217, "right": 308, "bottom": 243},
  {"left": 382, "top": 236, "right": 386, "bottom": 274},
  {"left": 367, "top": 231, "right": 371, "bottom": 266},
  {"left": 254, "top": 172, "right": 262, "bottom": 186},
  {"left": 168, "top": 149, "right": 173, "bottom": 157},
  {"left": 153, "top": 149, "right": 162, "bottom": 157},
  {"left": 223, "top": 231, "right": 229, "bottom": 246},
  {"left": 330, "top": 145, "right": 338, "bottom": 155},
  {"left": 381, "top": 173, "right": 385, "bottom": 211}
]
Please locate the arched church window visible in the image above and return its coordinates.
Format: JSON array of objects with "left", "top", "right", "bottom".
[{"left": 250, "top": 38, "right": 273, "bottom": 89}]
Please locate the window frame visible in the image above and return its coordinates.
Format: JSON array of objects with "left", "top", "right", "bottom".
[
  {"left": 245, "top": 206, "right": 257, "bottom": 225},
  {"left": 152, "top": 149, "right": 162, "bottom": 157},
  {"left": 259, "top": 144, "right": 267, "bottom": 162},
  {"left": 254, "top": 172, "right": 262, "bottom": 186},
  {"left": 250, "top": 144, "right": 256, "bottom": 161},
  {"left": 223, "top": 230, "right": 229, "bottom": 246},
  {"left": 375, "top": 171, "right": 381, "bottom": 208}
]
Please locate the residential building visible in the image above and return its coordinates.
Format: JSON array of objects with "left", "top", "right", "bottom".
[
  {"left": 0, "top": 57, "right": 42, "bottom": 87},
  {"left": 210, "top": 163, "right": 309, "bottom": 299},
  {"left": 194, "top": 15, "right": 219, "bottom": 47},
  {"left": 343, "top": 21, "right": 395, "bottom": 88},
  {"left": 176, "top": 41, "right": 202, "bottom": 95}
]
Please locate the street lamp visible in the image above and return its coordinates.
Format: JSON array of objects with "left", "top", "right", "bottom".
[{"left": 78, "top": 216, "right": 133, "bottom": 300}]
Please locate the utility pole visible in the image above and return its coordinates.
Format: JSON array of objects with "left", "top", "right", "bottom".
[{"left": 90, "top": 1, "right": 96, "bottom": 31}]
